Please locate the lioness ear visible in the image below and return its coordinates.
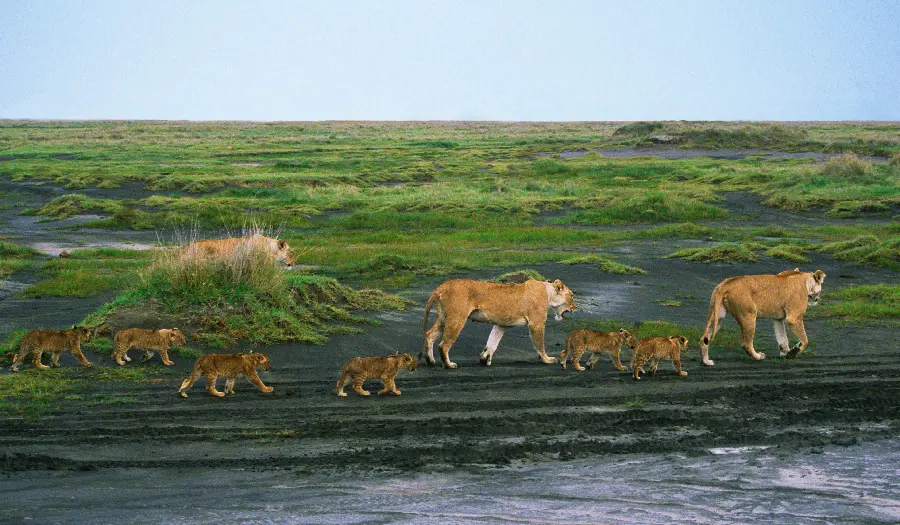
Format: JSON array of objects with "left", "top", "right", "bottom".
[
  {"left": 814, "top": 270, "right": 825, "bottom": 283},
  {"left": 553, "top": 279, "right": 564, "bottom": 292},
  {"left": 278, "top": 240, "right": 287, "bottom": 249}
]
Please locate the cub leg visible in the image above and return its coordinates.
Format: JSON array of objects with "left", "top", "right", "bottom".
[
  {"left": 178, "top": 367, "right": 201, "bottom": 398},
  {"left": 736, "top": 313, "right": 765, "bottom": 360},
  {"left": 11, "top": 347, "right": 30, "bottom": 372},
  {"left": 224, "top": 377, "right": 236, "bottom": 394},
  {"left": 334, "top": 371, "right": 351, "bottom": 397},
  {"left": 611, "top": 347, "right": 627, "bottom": 371},
  {"left": 378, "top": 375, "right": 401, "bottom": 396},
  {"left": 773, "top": 319, "right": 790, "bottom": 357},
  {"left": 352, "top": 375, "right": 370, "bottom": 397},
  {"left": 528, "top": 323, "right": 557, "bottom": 364},
  {"left": 50, "top": 351, "right": 62, "bottom": 368},
  {"left": 114, "top": 342, "right": 130, "bottom": 365},
  {"left": 571, "top": 345, "right": 586, "bottom": 372},
  {"left": 205, "top": 373, "right": 225, "bottom": 398},
  {"left": 158, "top": 345, "right": 175, "bottom": 366},
  {"left": 586, "top": 352, "right": 601, "bottom": 370},
  {"left": 674, "top": 355, "right": 687, "bottom": 376},
  {"left": 558, "top": 338, "right": 571, "bottom": 369},
  {"left": 32, "top": 349, "right": 50, "bottom": 370},
  {"left": 648, "top": 358, "right": 660, "bottom": 376},
  {"left": 247, "top": 369, "right": 273, "bottom": 394},
  {"left": 70, "top": 342, "right": 93, "bottom": 368},
  {"left": 785, "top": 316, "right": 809, "bottom": 358},
  {"left": 632, "top": 356, "right": 646, "bottom": 380},
  {"left": 480, "top": 325, "right": 507, "bottom": 367}
]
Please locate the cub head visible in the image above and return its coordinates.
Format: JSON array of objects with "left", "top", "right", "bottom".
[
  {"left": 807, "top": 269, "right": 826, "bottom": 305},
  {"left": 394, "top": 352, "right": 417, "bottom": 372},
  {"left": 619, "top": 328, "right": 637, "bottom": 349},
  {"left": 249, "top": 352, "right": 273, "bottom": 371},
  {"left": 547, "top": 279, "right": 577, "bottom": 321},
  {"left": 167, "top": 328, "right": 187, "bottom": 347},
  {"left": 670, "top": 336, "right": 689, "bottom": 352},
  {"left": 73, "top": 325, "right": 92, "bottom": 342}
]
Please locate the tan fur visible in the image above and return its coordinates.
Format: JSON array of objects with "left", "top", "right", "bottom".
[
  {"left": 11, "top": 326, "right": 93, "bottom": 372},
  {"left": 334, "top": 353, "right": 417, "bottom": 397},
  {"left": 113, "top": 328, "right": 186, "bottom": 366},
  {"left": 699, "top": 268, "right": 826, "bottom": 366},
  {"left": 559, "top": 328, "right": 636, "bottom": 372},
  {"left": 178, "top": 352, "right": 274, "bottom": 398},
  {"left": 422, "top": 278, "right": 576, "bottom": 368},
  {"left": 630, "top": 336, "right": 689, "bottom": 380},
  {"left": 181, "top": 233, "right": 295, "bottom": 268}
]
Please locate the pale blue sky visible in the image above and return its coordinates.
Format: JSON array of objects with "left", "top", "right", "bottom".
[{"left": 1, "top": 0, "right": 898, "bottom": 120}]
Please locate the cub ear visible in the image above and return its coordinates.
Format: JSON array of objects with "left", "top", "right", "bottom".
[
  {"left": 619, "top": 328, "right": 625, "bottom": 334},
  {"left": 814, "top": 269, "right": 826, "bottom": 283},
  {"left": 278, "top": 240, "right": 287, "bottom": 249},
  {"left": 793, "top": 268, "right": 800, "bottom": 272},
  {"left": 680, "top": 336, "right": 688, "bottom": 345}
]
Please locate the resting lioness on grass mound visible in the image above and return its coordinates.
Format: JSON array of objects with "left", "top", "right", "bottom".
[
  {"left": 181, "top": 233, "right": 296, "bottom": 269},
  {"left": 699, "top": 268, "right": 826, "bottom": 366},
  {"left": 422, "top": 278, "right": 576, "bottom": 368}
]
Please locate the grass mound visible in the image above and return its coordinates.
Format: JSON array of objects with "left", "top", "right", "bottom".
[
  {"left": 558, "top": 254, "right": 646, "bottom": 274},
  {"left": 556, "top": 192, "right": 725, "bottom": 225},
  {"left": 0, "top": 241, "right": 42, "bottom": 282},
  {"left": 84, "top": 243, "right": 409, "bottom": 348},
  {"left": 821, "top": 154, "right": 871, "bottom": 179},
  {"left": 765, "top": 244, "right": 809, "bottom": 264},
  {"left": 818, "top": 235, "right": 900, "bottom": 270},
  {"left": 667, "top": 243, "right": 759, "bottom": 263},
  {"left": 494, "top": 269, "right": 546, "bottom": 284}
]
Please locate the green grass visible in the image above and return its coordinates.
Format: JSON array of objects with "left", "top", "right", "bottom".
[
  {"left": 22, "top": 248, "right": 152, "bottom": 297},
  {"left": 0, "top": 240, "right": 42, "bottom": 283},
  {"left": 558, "top": 254, "right": 646, "bottom": 274},
  {"left": 813, "top": 284, "right": 900, "bottom": 325},
  {"left": 766, "top": 244, "right": 809, "bottom": 264},
  {"left": 666, "top": 243, "right": 760, "bottom": 263},
  {"left": 818, "top": 235, "right": 900, "bottom": 270}
]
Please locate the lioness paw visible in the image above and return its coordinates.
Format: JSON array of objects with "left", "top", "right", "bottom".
[{"left": 679, "top": 371, "right": 688, "bottom": 376}]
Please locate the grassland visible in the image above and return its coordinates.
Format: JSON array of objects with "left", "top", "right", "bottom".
[{"left": 1, "top": 120, "right": 898, "bottom": 348}]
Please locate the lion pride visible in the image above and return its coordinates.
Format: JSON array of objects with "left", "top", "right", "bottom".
[
  {"left": 181, "top": 233, "right": 296, "bottom": 268},
  {"left": 422, "top": 278, "right": 576, "bottom": 368},
  {"left": 699, "top": 268, "right": 826, "bottom": 366}
]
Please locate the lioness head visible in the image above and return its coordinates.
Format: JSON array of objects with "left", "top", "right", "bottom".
[
  {"left": 619, "top": 328, "right": 637, "bottom": 349},
  {"left": 250, "top": 352, "right": 273, "bottom": 371},
  {"left": 547, "top": 279, "right": 576, "bottom": 321},
  {"left": 395, "top": 353, "right": 417, "bottom": 372},
  {"left": 807, "top": 269, "right": 826, "bottom": 305},
  {"left": 167, "top": 328, "right": 187, "bottom": 347}
]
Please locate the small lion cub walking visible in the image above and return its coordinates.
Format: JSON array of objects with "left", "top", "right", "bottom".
[
  {"left": 179, "top": 352, "right": 274, "bottom": 398},
  {"left": 334, "top": 353, "right": 417, "bottom": 397},
  {"left": 559, "top": 328, "right": 636, "bottom": 371},
  {"left": 630, "top": 336, "right": 690, "bottom": 380},
  {"left": 11, "top": 326, "right": 93, "bottom": 372},
  {"left": 114, "top": 328, "right": 186, "bottom": 366}
]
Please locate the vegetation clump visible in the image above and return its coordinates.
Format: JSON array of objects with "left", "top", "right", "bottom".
[
  {"left": 0, "top": 241, "right": 42, "bottom": 282},
  {"left": 494, "top": 269, "right": 547, "bottom": 284},
  {"left": 821, "top": 153, "right": 872, "bottom": 179},
  {"left": 765, "top": 244, "right": 809, "bottom": 264},
  {"left": 818, "top": 235, "right": 900, "bottom": 270},
  {"left": 814, "top": 284, "right": 899, "bottom": 325},
  {"left": 558, "top": 254, "right": 646, "bottom": 274},
  {"left": 666, "top": 243, "right": 759, "bottom": 263}
]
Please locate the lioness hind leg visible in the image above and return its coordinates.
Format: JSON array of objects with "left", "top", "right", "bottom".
[
  {"left": 205, "top": 374, "right": 225, "bottom": 397},
  {"left": 737, "top": 314, "right": 765, "bottom": 361},
  {"left": 437, "top": 317, "right": 464, "bottom": 369},
  {"left": 423, "top": 306, "right": 444, "bottom": 367},
  {"left": 785, "top": 316, "right": 809, "bottom": 358}
]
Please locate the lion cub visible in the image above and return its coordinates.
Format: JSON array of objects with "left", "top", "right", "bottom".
[
  {"left": 559, "top": 328, "right": 636, "bottom": 372},
  {"left": 630, "top": 336, "right": 690, "bottom": 381},
  {"left": 12, "top": 326, "right": 94, "bottom": 372},
  {"left": 178, "top": 352, "right": 274, "bottom": 398},
  {"left": 114, "top": 328, "right": 186, "bottom": 366},
  {"left": 334, "top": 353, "right": 417, "bottom": 397}
]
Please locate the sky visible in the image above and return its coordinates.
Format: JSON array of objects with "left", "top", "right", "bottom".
[{"left": 1, "top": 0, "right": 898, "bottom": 121}]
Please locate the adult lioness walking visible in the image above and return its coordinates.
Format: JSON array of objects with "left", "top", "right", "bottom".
[
  {"left": 699, "top": 268, "right": 826, "bottom": 366},
  {"left": 422, "top": 278, "right": 576, "bottom": 368}
]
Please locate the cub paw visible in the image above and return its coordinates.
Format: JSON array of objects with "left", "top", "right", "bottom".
[
  {"left": 263, "top": 386, "right": 274, "bottom": 393},
  {"left": 679, "top": 371, "right": 688, "bottom": 376}
]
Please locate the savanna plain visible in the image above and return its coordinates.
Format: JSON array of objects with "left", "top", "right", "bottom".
[{"left": 0, "top": 120, "right": 898, "bottom": 523}]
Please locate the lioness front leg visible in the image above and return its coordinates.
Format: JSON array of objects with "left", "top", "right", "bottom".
[
  {"left": 528, "top": 323, "right": 557, "bottom": 364},
  {"left": 785, "top": 316, "right": 809, "bottom": 358},
  {"left": 773, "top": 319, "right": 791, "bottom": 357}
]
